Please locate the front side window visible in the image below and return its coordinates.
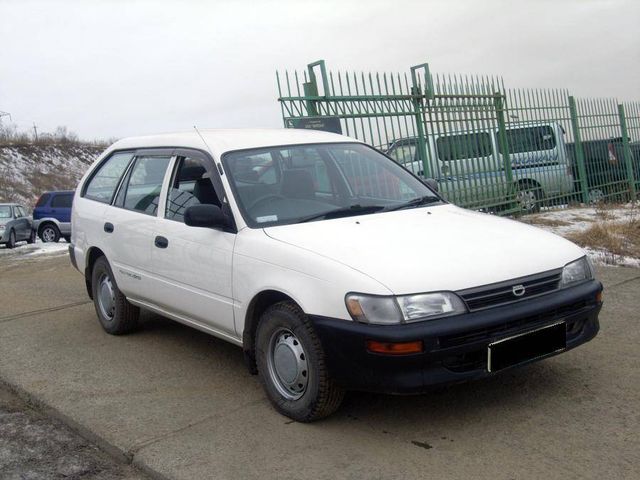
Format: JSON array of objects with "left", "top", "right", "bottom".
[
  {"left": 223, "top": 142, "right": 440, "bottom": 228},
  {"left": 51, "top": 194, "right": 73, "bottom": 208},
  {"left": 437, "top": 133, "right": 493, "bottom": 161},
  {"left": 121, "top": 156, "right": 171, "bottom": 215},
  {"left": 165, "top": 157, "right": 220, "bottom": 222},
  {"left": 84, "top": 152, "right": 134, "bottom": 203},
  {"left": 0, "top": 206, "right": 11, "bottom": 219},
  {"left": 499, "top": 125, "right": 556, "bottom": 154}
]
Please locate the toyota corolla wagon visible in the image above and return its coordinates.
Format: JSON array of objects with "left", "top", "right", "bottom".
[{"left": 70, "top": 129, "right": 603, "bottom": 422}]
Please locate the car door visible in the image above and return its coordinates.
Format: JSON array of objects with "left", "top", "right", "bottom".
[
  {"left": 13, "top": 206, "right": 29, "bottom": 240},
  {"left": 102, "top": 150, "right": 173, "bottom": 302},
  {"left": 149, "top": 152, "right": 236, "bottom": 337}
]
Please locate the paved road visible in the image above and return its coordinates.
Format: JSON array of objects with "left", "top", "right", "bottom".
[{"left": 0, "top": 254, "right": 639, "bottom": 480}]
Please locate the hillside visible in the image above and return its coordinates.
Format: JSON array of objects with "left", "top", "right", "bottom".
[{"left": 0, "top": 144, "right": 104, "bottom": 208}]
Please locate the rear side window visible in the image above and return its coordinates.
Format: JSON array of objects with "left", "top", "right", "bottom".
[
  {"left": 84, "top": 152, "right": 134, "bottom": 203},
  {"left": 499, "top": 126, "right": 556, "bottom": 154},
  {"left": 35, "top": 194, "right": 50, "bottom": 207},
  {"left": 122, "top": 156, "right": 172, "bottom": 215},
  {"left": 437, "top": 133, "right": 493, "bottom": 161},
  {"left": 51, "top": 194, "right": 73, "bottom": 208}
]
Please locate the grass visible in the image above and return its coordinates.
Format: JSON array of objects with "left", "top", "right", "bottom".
[{"left": 565, "top": 205, "right": 640, "bottom": 265}]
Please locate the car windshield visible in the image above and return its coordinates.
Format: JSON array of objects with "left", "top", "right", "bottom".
[
  {"left": 222, "top": 142, "right": 441, "bottom": 227},
  {"left": 0, "top": 206, "right": 12, "bottom": 219}
]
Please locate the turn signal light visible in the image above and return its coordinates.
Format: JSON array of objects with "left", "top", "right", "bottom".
[
  {"left": 366, "top": 340, "right": 423, "bottom": 355},
  {"left": 596, "top": 291, "right": 603, "bottom": 303}
]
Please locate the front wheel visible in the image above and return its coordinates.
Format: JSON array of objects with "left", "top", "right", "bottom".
[
  {"left": 91, "top": 256, "right": 139, "bottom": 335},
  {"left": 515, "top": 183, "right": 542, "bottom": 214},
  {"left": 256, "top": 301, "right": 344, "bottom": 422},
  {"left": 6, "top": 230, "right": 16, "bottom": 249}
]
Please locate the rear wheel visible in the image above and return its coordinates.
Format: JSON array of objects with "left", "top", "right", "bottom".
[
  {"left": 6, "top": 230, "right": 16, "bottom": 249},
  {"left": 26, "top": 229, "right": 36, "bottom": 244},
  {"left": 256, "top": 301, "right": 344, "bottom": 422},
  {"left": 91, "top": 256, "right": 139, "bottom": 335},
  {"left": 515, "top": 182, "right": 542, "bottom": 214},
  {"left": 40, "top": 224, "right": 60, "bottom": 243}
]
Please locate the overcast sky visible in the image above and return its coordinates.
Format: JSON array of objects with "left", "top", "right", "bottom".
[{"left": 1, "top": 0, "right": 638, "bottom": 140}]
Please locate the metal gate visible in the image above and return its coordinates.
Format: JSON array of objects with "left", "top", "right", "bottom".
[{"left": 277, "top": 60, "right": 639, "bottom": 214}]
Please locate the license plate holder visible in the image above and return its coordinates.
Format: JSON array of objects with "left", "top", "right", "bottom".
[{"left": 488, "top": 322, "right": 566, "bottom": 373}]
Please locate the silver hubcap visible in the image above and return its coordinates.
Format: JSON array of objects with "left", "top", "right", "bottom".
[
  {"left": 516, "top": 190, "right": 537, "bottom": 211},
  {"left": 97, "top": 273, "right": 115, "bottom": 321},
  {"left": 267, "top": 329, "right": 309, "bottom": 400},
  {"left": 589, "top": 189, "right": 605, "bottom": 204},
  {"left": 42, "top": 227, "right": 56, "bottom": 242}
]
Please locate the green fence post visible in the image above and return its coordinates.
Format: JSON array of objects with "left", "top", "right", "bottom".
[
  {"left": 618, "top": 103, "right": 637, "bottom": 200},
  {"left": 568, "top": 96, "right": 590, "bottom": 204},
  {"left": 494, "top": 92, "right": 515, "bottom": 201},
  {"left": 410, "top": 64, "right": 433, "bottom": 178}
]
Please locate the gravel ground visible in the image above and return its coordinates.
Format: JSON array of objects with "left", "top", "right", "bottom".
[{"left": 0, "top": 385, "right": 147, "bottom": 480}]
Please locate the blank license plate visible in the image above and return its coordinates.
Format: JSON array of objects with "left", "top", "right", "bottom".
[{"left": 488, "top": 322, "right": 566, "bottom": 373}]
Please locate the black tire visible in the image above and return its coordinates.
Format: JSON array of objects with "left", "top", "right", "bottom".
[
  {"left": 515, "top": 182, "right": 542, "bottom": 214},
  {"left": 91, "top": 256, "right": 139, "bottom": 335},
  {"left": 26, "top": 229, "right": 36, "bottom": 244},
  {"left": 255, "top": 301, "right": 344, "bottom": 422},
  {"left": 39, "top": 223, "right": 60, "bottom": 243},
  {"left": 63, "top": 235, "right": 71, "bottom": 243},
  {"left": 6, "top": 230, "right": 16, "bottom": 249}
]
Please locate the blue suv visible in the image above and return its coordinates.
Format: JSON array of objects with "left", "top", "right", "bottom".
[{"left": 33, "top": 190, "right": 74, "bottom": 242}]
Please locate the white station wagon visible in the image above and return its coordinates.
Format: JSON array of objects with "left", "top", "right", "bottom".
[{"left": 70, "top": 129, "right": 603, "bottom": 421}]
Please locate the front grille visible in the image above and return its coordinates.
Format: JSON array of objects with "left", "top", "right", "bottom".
[
  {"left": 458, "top": 269, "right": 562, "bottom": 311},
  {"left": 439, "top": 299, "right": 589, "bottom": 349}
]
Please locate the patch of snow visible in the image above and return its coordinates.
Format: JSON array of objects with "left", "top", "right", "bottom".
[
  {"left": 522, "top": 203, "right": 639, "bottom": 268},
  {"left": 0, "top": 238, "right": 69, "bottom": 259}
]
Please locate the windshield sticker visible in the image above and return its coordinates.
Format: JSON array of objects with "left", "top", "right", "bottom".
[{"left": 257, "top": 215, "right": 278, "bottom": 223}]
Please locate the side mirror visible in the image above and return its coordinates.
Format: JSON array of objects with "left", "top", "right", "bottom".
[
  {"left": 184, "top": 204, "right": 229, "bottom": 230},
  {"left": 424, "top": 178, "right": 439, "bottom": 192}
]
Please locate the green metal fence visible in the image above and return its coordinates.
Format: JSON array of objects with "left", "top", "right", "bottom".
[{"left": 276, "top": 60, "right": 639, "bottom": 215}]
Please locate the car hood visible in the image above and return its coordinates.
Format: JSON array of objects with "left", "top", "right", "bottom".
[{"left": 263, "top": 204, "right": 585, "bottom": 294}]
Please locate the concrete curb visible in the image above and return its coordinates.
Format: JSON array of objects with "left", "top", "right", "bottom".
[{"left": 0, "top": 376, "right": 171, "bottom": 480}]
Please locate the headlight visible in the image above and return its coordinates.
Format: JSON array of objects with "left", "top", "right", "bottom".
[
  {"left": 560, "top": 256, "right": 593, "bottom": 287},
  {"left": 346, "top": 292, "right": 467, "bottom": 325}
]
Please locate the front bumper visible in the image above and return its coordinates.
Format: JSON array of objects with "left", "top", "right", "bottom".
[{"left": 310, "top": 279, "right": 602, "bottom": 394}]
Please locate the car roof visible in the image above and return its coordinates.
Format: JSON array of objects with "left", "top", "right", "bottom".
[
  {"left": 107, "top": 128, "right": 358, "bottom": 158},
  {"left": 43, "top": 190, "right": 74, "bottom": 195}
]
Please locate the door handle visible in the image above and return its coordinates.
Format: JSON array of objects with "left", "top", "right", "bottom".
[
  {"left": 154, "top": 236, "right": 169, "bottom": 249},
  {"left": 104, "top": 222, "right": 114, "bottom": 233}
]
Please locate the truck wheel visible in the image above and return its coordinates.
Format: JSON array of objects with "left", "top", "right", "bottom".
[
  {"left": 515, "top": 182, "right": 542, "bottom": 213},
  {"left": 255, "top": 301, "right": 344, "bottom": 422},
  {"left": 6, "top": 230, "right": 16, "bottom": 249},
  {"left": 27, "top": 229, "right": 36, "bottom": 244},
  {"left": 91, "top": 256, "right": 139, "bottom": 335},
  {"left": 588, "top": 188, "right": 605, "bottom": 204},
  {"left": 40, "top": 224, "right": 60, "bottom": 243}
]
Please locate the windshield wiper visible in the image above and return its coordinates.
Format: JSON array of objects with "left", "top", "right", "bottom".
[
  {"left": 383, "top": 195, "right": 441, "bottom": 212},
  {"left": 298, "top": 204, "right": 386, "bottom": 223}
]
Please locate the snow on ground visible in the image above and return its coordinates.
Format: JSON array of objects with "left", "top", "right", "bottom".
[
  {"left": 0, "top": 238, "right": 69, "bottom": 260},
  {"left": 522, "top": 204, "right": 640, "bottom": 268}
]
